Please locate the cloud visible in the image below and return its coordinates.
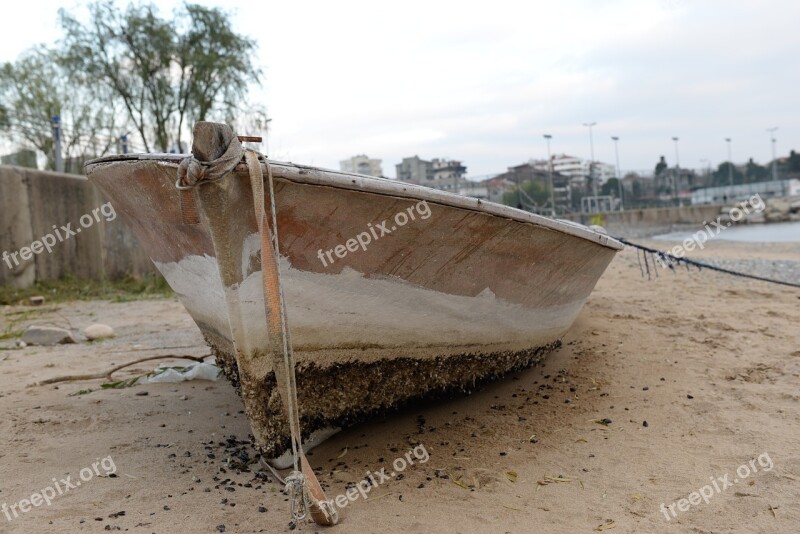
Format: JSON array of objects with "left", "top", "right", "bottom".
[{"left": 2, "top": 0, "right": 798, "bottom": 176}]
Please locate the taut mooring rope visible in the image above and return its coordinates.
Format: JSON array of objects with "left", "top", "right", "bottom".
[{"left": 616, "top": 237, "right": 800, "bottom": 289}]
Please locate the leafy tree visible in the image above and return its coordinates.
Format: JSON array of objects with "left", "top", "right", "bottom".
[
  {"left": 0, "top": 49, "right": 118, "bottom": 171},
  {"left": 502, "top": 179, "right": 551, "bottom": 208},
  {"left": 745, "top": 158, "right": 768, "bottom": 182},
  {"left": 787, "top": 150, "right": 800, "bottom": 173},
  {"left": 713, "top": 162, "right": 744, "bottom": 186},
  {"left": 631, "top": 180, "right": 642, "bottom": 199},
  {"left": 654, "top": 156, "right": 668, "bottom": 176},
  {"left": 601, "top": 177, "right": 620, "bottom": 197},
  {"left": 59, "top": 1, "right": 261, "bottom": 152}
]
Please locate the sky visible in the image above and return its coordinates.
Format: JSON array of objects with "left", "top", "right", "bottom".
[{"left": 1, "top": 0, "right": 798, "bottom": 178}]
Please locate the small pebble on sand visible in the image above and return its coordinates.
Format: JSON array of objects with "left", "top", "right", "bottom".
[{"left": 84, "top": 323, "right": 115, "bottom": 340}]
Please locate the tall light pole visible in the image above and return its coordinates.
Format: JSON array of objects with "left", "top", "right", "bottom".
[
  {"left": 583, "top": 122, "right": 597, "bottom": 210},
  {"left": 767, "top": 127, "right": 778, "bottom": 181},
  {"left": 51, "top": 115, "right": 63, "bottom": 173},
  {"left": 672, "top": 137, "right": 680, "bottom": 168},
  {"left": 543, "top": 134, "right": 555, "bottom": 216},
  {"left": 611, "top": 136, "right": 623, "bottom": 211},
  {"left": 672, "top": 137, "right": 680, "bottom": 205},
  {"left": 700, "top": 158, "right": 711, "bottom": 184},
  {"left": 725, "top": 138, "right": 733, "bottom": 186}
]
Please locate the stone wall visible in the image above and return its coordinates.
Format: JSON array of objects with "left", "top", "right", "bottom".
[
  {"left": 563, "top": 204, "right": 725, "bottom": 238},
  {"left": 0, "top": 165, "right": 156, "bottom": 288}
]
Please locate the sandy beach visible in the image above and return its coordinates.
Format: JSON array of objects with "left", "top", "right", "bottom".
[{"left": 1, "top": 238, "right": 798, "bottom": 533}]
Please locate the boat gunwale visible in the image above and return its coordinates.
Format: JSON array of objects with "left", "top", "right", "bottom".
[{"left": 85, "top": 153, "right": 624, "bottom": 251}]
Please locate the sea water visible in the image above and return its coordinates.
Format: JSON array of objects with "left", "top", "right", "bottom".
[{"left": 654, "top": 220, "right": 800, "bottom": 243}]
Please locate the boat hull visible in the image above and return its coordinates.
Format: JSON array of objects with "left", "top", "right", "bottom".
[{"left": 86, "top": 154, "right": 620, "bottom": 458}]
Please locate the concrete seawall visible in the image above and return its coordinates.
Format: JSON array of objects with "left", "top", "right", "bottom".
[
  {"left": 564, "top": 205, "right": 725, "bottom": 238},
  {"left": 0, "top": 165, "right": 156, "bottom": 288}
]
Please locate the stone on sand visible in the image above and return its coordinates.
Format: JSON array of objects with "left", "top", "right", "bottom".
[
  {"left": 21, "top": 326, "right": 76, "bottom": 346},
  {"left": 84, "top": 323, "right": 114, "bottom": 340}
]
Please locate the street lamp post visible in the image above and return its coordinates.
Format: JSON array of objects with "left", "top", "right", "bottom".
[
  {"left": 672, "top": 136, "right": 680, "bottom": 206},
  {"left": 543, "top": 134, "right": 555, "bottom": 216},
  {"left": 672, "top": 137, "right": 680, "bottom": 167},
  {"left": 583, "top": 122, "right": 597, "bottom": 211},
  {"left": 725, "top": 138, "right": 733, "bottom": 186},
  {"left": 51, "top": 115, "right": 63, "bottom": 173},
  {"left": 611, "top": 136, "right": 623, "bottom": 211},
  {"left": 767, "top": 127, "right": 778, "bottom": 181},
  {"left": 700, "top": 158, "right": 711, "bottom": 184}
]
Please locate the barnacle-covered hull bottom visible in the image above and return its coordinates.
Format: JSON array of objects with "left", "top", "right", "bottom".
[{"left": 206, "top": 329, "right": 560, "bottom": 461}]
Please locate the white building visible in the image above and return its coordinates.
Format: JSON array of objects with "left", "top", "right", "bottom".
[
  {"left": 340, "top": 155, "right": 383, "bottom": 177},
  {"left": 395, "top": 156, "right": 467, "bottom": 192},
  {"left": 458, "top": 180, "right": 490, "bottom": 200},
  {"left": 532, "top": 155, "right": 616, "bottom": 185},
  {"left": 432, "top": 158, "right": 466, "bottom": 180},
  {"left": 396, "top": 156, "right": 433, "bottom": 183}
]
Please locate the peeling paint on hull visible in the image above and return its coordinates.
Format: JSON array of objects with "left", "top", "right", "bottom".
[{"left": 86, "top": 155, "right": 620, "bottom": 457}]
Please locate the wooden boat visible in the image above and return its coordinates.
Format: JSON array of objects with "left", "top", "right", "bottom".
[{"left": 85, "top": 123, "right": 622, "bottom": 464}]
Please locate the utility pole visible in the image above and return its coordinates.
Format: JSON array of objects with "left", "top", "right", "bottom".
[
  {"left": 51, "top": 115, "right": 63, "bottom": 173},
  {"left": 767, "top": 127, "right": 778, "bottom": 181},
  {"left": 543, "top": 134, "right": 555, "bottom": 216},
  {"left": 611, "top": 136, "right": 623, "bottom": 211},
  {"left": 583, "top": 122, "right": 597, "bottom": 211},
  {"left": 725, "top": 138, "right": 733, "bottom": 186}
]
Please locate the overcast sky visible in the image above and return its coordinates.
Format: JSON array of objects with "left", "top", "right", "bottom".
[{"left": 2, "top": 0, "right": 798, "bottom": 178}]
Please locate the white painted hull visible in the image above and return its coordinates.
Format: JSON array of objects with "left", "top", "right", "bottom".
[{"left": 87, "top": 152, "right": 621, "bottom": 456}]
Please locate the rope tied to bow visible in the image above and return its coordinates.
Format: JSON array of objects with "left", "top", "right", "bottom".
[
  {"left": 175, "top": 131, "right": 243, "bottom": 224},
  {"left": 174, "top": 123, "right": 338, "bottom": 526},
  {"left": 243, "top": 148, "right": 338, "bottom": 526}
]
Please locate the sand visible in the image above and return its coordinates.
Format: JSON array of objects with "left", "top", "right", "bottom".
[{"left": 0, "top": 239, "right": 798, "bottom": 533}]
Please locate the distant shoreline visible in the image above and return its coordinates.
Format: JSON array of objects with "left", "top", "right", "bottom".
[{"left": 653, "top": 219, "right": 800, "bottom": 243}]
